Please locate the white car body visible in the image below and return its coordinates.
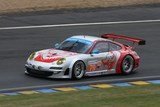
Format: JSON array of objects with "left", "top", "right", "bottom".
[{"left": 25, "top": 35, "right": 142, "bottom": 79}]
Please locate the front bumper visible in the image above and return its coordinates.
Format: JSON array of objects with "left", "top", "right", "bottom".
[
  {"left": 25, "top": 61, "right": 71, "bottom": 79},
  {"left": 25, "top": 67, "right": 54, "bottom": 77}
]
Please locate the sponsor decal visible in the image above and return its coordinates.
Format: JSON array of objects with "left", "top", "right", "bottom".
[
  {"left": 102, "top": 52, "right": 116, "bottom": 70},
  {"left": 87, "top": 60, "right": 102, "bottom": 72}
]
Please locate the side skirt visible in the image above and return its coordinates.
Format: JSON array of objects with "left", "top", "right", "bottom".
[{"left": 85, "top": 69, "right": 116, "bottom": 77}]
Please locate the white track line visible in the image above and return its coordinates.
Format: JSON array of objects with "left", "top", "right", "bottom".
[
  {"left": 0, "top": 19, "right": 160, "bottom": 30},
  {"left": 0, "top": 75, "right": 160, "bottom": 92}
]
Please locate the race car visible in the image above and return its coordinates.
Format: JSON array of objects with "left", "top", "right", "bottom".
[{"left": 25, "top": 34, "right": 145, "bottom": 79}]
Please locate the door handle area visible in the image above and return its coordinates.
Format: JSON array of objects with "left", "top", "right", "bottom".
[{"left": 106, "top": 54, "right": 114, "bottom": 60}]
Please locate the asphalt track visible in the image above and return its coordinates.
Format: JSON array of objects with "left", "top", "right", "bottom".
[{"left": 0, "top": 5, "right": 160, "bottom": 91}]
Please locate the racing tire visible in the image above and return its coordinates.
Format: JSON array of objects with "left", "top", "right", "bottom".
[
  {"left": 121, "top": 55, "right": 134, "bottom": 75},
  {"left": 72, "top": 61, "right": 85, "bottom": 80}
]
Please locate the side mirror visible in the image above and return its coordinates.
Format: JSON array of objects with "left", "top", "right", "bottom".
[
  {"left": 54, "top": 43, "right": 60, "bottom": 48},
  {"left": 91, "top": 49, "right": 100, "bottom": 54}
]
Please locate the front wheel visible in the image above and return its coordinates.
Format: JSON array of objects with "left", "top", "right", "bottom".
[
  {"left": 72, "top": 61, "right": 85, "bottom": 79},
  {"left": 121, "top": 55, "right": 134, "bottom": 74}
]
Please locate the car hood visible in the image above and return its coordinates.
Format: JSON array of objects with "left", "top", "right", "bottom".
[{"left": 34, "top": 49, "right": 78, "bottom": 63}]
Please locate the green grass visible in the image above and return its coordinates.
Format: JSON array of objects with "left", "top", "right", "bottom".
[{"left": 0, "top": 85, "right": 160, "bottom": 107}]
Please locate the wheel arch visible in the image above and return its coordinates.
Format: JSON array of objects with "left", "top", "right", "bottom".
[
  {"left": 69, "top": 59, "right": 86, "bottom": 70},
  {"left": 70, "top": 59, "right": 86, "bottom": 79},
  {"left": 116, "top": 52, "right": 135, "bottom": 74}
]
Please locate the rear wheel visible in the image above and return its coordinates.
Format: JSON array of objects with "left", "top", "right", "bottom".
[
  {"left": 121, "top": 55, "right": 134, "bottom": 74},
  {"left": 72, "top": 61, "right": 85, "bottom": 79}
]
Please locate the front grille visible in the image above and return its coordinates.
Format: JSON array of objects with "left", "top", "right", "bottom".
[
  {"left": 50, "top": 67, "right": 62, "bottom": 70},
  {"left": 26, "top": 68, "right": 53, "bottom": 77}
]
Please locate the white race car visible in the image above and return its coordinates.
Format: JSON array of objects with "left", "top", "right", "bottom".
[{"left": 25, "top": 34, "right": 145, "bottom": 79}]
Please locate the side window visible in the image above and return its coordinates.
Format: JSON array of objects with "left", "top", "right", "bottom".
[
  {"left": 92, "top": 42, "right": 109, "bottom": 53},
  {"left": 109, "top": 42, "right": 121, "bottom": 51}
]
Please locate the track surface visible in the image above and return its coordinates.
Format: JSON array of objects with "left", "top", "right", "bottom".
[{"left": 0, "top": 5, "right": 160, "bottom": 90}]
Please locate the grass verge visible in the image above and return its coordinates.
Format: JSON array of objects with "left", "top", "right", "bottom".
[
  {"left": 0, "top": 85, "right": 160, "bottom": 107},
  {"left": 0, "top": 0, "right": 160, "bottom": 14}
]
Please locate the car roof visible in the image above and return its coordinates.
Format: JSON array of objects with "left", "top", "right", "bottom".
[{"left": 70, "top": 35, "right": 112, "bottom": 42}]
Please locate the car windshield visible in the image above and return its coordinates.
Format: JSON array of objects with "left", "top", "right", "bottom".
[{"left": 55, "top": 38, "right": 92, "bottom": 53}]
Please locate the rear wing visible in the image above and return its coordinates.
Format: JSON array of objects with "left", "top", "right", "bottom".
[{"left": 101, "top": 34, "right": 146, "bottom": 45}]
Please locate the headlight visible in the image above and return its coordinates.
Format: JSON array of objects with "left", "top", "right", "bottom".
[
  {"left": 57, "top": 58, "right": 66, "bottom": 65},
  {"left": 28, "top": 52, "right": 35, "bottom": 60}
]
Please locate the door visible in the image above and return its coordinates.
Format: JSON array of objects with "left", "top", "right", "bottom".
[{"left": 86, "top": 41, "right": 117, "bottom": 72}]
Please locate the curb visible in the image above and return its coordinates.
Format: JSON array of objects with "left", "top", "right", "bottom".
[{"left": 0, "top": 80, "right": 160, "bottom": 96}]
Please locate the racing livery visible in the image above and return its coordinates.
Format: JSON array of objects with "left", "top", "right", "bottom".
[{"left": 25, "top": 34, "right": 145, "bottom": 79}]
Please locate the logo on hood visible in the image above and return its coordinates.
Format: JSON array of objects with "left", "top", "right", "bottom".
[{"left": 34, "top": 49, "right": 77, "bottom": 63}]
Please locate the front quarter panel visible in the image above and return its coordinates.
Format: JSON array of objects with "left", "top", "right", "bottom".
[
  {"left": 64, "top": 54, "right": 89, "bottom": 78},
  {"left": 68, "top": 54, "right": 89, "bottom": 69}
]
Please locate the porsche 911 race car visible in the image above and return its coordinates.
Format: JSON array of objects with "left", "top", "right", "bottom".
[{"left": 25, "top": 34, "right": 145, "bottom": 79}]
